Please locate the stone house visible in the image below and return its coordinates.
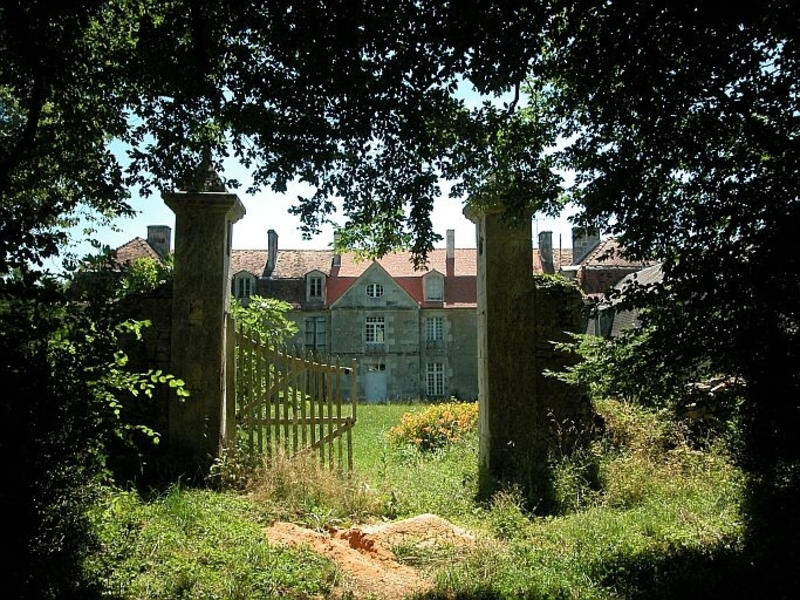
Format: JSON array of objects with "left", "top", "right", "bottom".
[
  {"left": 230, "top": 229, "right": 579, "bottom": 402},
  {"left": 115, "top": 224, "right": 644, "bottom": 401}
]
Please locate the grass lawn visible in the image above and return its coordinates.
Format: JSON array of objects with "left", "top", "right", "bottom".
[{"left": 89, "top": 399, "right": 746, "bottom": 599}]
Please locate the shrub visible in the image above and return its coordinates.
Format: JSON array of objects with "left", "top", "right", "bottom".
[
  {"left": 2, "top": 269, "right": 184, "bottom": 599},
  {"left": 387, "top": 401, "right": 478, "bottom": 452},
  {"left": 230, "top": 295, "right": 298, "bottom": 347},
  {"left": 488, "top": 487, "right": 532, "bottom": 540},
  {"left": 548, "top": 328, "right": 700, "bottom": 408}
]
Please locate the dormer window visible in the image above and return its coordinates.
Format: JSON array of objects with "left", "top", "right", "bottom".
[
  {"left": 306, "top": 272, "right": 325, "bottom": 302},
  {"left": 309, "top": 276, "right": 323, "bottom": 298},
  {"left": 423, "top": 271, "right": 444, "bottom": 302},
  {"left": 233, "top": 272, "right": 257, "bottom": 304},
  {"left": 366, "top": 283, "right": 384, "bottom": 298}
]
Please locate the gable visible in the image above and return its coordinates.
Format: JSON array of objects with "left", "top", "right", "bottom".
[{"left": 330, "top": 262, "right": 419, "bottom": 309}]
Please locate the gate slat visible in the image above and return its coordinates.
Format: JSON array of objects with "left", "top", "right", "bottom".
[{"left": 231, "top": 328, "right": 356, "bottom": 472}]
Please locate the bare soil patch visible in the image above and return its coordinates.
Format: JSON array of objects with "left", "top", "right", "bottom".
[{"left": 264, "top": 514, "right": 475, "bottom": 599}]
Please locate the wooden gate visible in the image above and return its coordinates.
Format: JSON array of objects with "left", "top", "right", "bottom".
[{"left": 229, "top": 318, "right": 357, "bottom": 471}]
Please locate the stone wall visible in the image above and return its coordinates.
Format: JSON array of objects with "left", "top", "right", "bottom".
[
  {"left": 467, "top": 205, "right": 592, "bottom": 510},
  {"left": 442, "top": 308, "right": 479, "bottom": 400},
  {"left": 532, "top": 275, "right": 593, "bottom": 430},
  {"left": 116, "top": 284, "right": 173, "bottom": 478}
]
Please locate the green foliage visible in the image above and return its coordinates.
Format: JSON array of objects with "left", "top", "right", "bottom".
[
  {"left": 242, "top": 451, "right": 384, "bottom": 530},
  {"left": 487, "top": 487, "right": 532, "bottom": 540},
  {"left": 83, "top": 402, "right": 746, "bottom": 599},
  {"left": 117, "top": 255, "right": 173, "bottom": 297},
  {"left": 548, "top": 328, "right": 696, "bottom": 407},
  {"left": 86, "top": 486, "right": 336, "bottom": 599},
  {"left": 1, "top": 271, "right": 185, "bottom": 599},
  {"left": 0, "top": 0, "right": 552, "bottom": 272},
  {"left": 418, "top": 399, "right": 743, "bottom": 599},
  {"left": 387, "top": 401, "right": 478, "bottom": 452},
  {"left": 230, "top": 295, "right": 298, "bottom": 347}
]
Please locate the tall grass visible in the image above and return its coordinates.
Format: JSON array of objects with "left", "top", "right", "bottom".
[
  {"left": 85, "top": 486, "right": 336, "bottom": 599},
  {"left": 415, "top": 398, "right": 745, "bottom": 599},
  {"left": 88, "top": 399, "right": 745, "bottom": 599}
]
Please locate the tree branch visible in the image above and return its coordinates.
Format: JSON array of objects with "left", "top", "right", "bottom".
[
  {"left": 0, "top": 72, "right": 48, "bottom": 193},
  {"left": 507, "top": 81, "right": 520, "bottom": 114}
]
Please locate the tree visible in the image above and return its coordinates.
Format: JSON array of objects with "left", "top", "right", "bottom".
[
  {"left": 5, "top": 0, "right": 798, "bottom": 591},
  {"left": 230, "top": 295, "right": 298, "bottom": 347},
  {"left": 1, "top": 4, "right": 549, "bottom": 595},
  {"left": 1, "top": 0, "right": 554, "bottom": 273},
  {"left": 513, "top": 2, "right": 799, "bottom": 592}
]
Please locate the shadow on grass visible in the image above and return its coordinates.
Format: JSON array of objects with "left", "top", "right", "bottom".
[{"left": 412, "top": 540, "right": 795, "bottom": 600}]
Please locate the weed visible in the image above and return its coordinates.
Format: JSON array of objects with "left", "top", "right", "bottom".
[
  {"left": 87, "top": 401, "right": 746, "bottom": 599},
  {"left": 246, "top": 449, "right": 384, "bottom": 526},
  {"left": 488, "top": 487, "right": 531, "bottom": 540},
  {"left": 86, "top": 485, "right": 336, "bottom": 599}
]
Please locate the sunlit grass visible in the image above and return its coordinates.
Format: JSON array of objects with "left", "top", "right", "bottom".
[{"left": 90, "top": 399, "right": 746, "bottom": 599}]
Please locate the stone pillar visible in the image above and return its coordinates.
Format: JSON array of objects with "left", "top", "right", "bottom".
[
  {"left": 466, "top": 204, "right": 592, "bottom": 509},
  {"left": 465, "top": 204, "right": 547, "bottom": 497},
  {"left": 164, "top": 187, "right": 245, "bottom": 475}
]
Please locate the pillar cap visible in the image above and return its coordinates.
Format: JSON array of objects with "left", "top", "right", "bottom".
[
  {"left": 463, "top": 200, "right": 534, "bottom": 224},
  {"left": 163, "top": 190, "right": 246, "bottom": 224}
]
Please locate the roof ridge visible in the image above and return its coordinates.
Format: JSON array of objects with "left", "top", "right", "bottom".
[{"left": 583, "top": 237, "right": 618, "bottom": 264}]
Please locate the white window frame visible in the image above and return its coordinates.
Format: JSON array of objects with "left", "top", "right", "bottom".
[
  {"left": 426, "top": 316, "right": 444, "bottom": 342},
  {"left": 308, "top": 274, "right": 324, "bottom": 300},
  {"left": 366, "top": 283, "right": 384, "bottom": 298},
  {"left": 365, "top": 316, "right": 385, "bottom": 343},
  {"left": 426, "top": 362, "right": 445, "bottom": 397},
  {"left": 235, "top": 274, "right": 255, "bottom": 299}
]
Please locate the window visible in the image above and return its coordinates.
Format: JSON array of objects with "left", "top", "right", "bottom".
[
  {"left": 426, "top": 362, "right": 445, "bottom": 397},
  {"left": 304, "top": 317, "right": 327, "bottom": 350},
  {"left": 235, "top": 275, "right": 254, "bottom": 299},
  {"left": 366, "top": 283, "right": 384, "bottom": 298},
  {"left": 365, "top": 316, "right": 385, "bottom": 343},
  {"left": 308, "top": 275, "right": 323, "bottom": 300},
  {"left": 425, "top": 276, "right": 443, "bottom": 301},
  {"left": 426, "top": 317, "right": 443, "bottom": 342}
]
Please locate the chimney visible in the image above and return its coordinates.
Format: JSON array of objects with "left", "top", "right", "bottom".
[
  {"left": 445, "top": 229, "right": 455, "bottom": 277},
  {"left": 146, "top": 225, "right": 171, "bottom": 258},
  {"left": 572, "top": 226, "right": 600, "bottom": 265},
  {"left": 266, "top": 229, "right": 278, "bottom": 275},
  {"left": 332, "top": 230, "right": 341, "bottom": 268},
  {"left": 538, "top": 230, "right": 554, "bottom": 274}
]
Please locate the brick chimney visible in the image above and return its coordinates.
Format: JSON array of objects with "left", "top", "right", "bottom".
[
  {"left": 445, "top": 229, "right": 455, "bottom": 277},
  {"left": 538, "top": 230, "right": 554, "bottom": 274},
  {"left": 572, "top": 226, "right": 600, "bottom": 265},
  {"left": 146, "top": 225, "right": 171, "bottom": 258},
  {"left": 266, "top": 229, "right": 278, "bottom": 276}
]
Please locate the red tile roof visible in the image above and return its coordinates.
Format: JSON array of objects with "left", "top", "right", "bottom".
[
  {"left": 334, "top": 248, "right": 477, "bottom": 277},
  {"left": 113, "top": 237, "right": 161, "bottom": 265},
  {"left": 231, "top": 250, "right": 269, "bottom": 277},
  {"left": 271, "top": 250, "right": 335, "bottom": 278},
  {"left": 231, "top": 249, "right": 335, "bottom": 278},
  {"left": 578, "top": 239, "right": 651, "bottom": 268},
  {"left": 334, "top": 248, "right": 573, "bottom": 278}
]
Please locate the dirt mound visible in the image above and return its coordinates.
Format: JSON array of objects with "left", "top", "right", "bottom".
[
  {"left": 264, "top": 515, "right": 475, "bottom": 599},
  {"left": 358, "top": 513, "right": 475, "bottom": 549}
]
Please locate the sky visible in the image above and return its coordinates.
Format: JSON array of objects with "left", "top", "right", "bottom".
[
  {"left": 60, "top": 81, "right": 580, "bottom": 262},
  {"left": 90, "top": 176, "right": 579, "bottom": 257}
]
